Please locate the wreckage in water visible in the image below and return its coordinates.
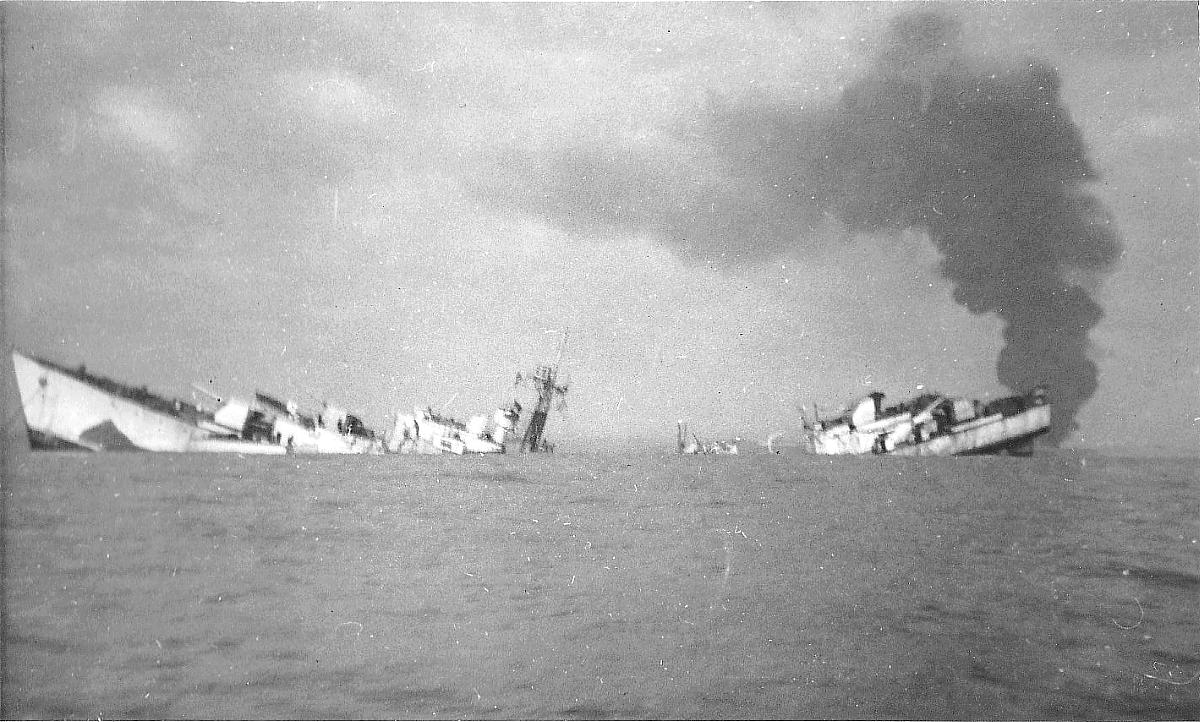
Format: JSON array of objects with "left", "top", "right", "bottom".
[
  {"left": 803, "top": 387, "right": 1051, "bottom": 456},
  {"left": 11, "top": 349, "right": 381, "bottom": 454},
  {"left": 388, "top": 339, "right": 569, "bottom": 455},
  {"left": 386, "top": 403, "right": 520, "bottom": 455},
  {"left": 676, "top": 421, "right": 740, "bottom": 455},
  {"left": 205, "top": 389, "right": 384, "bottom": 454}
]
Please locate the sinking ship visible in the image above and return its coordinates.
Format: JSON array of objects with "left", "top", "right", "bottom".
[
  {"left": 386, "top": 402, "right": 521, "bottom": 455},
  {"left": 388, "top": 342, "right": 569, "bottom": 455},
  {"left": 803, "top": 387, "right": 1051, "bottom": 456},
  {"left": 201, "top": 389, "right": 385, "bottom": 454},
  {"left": 676, "top": 421, "right": 740, "bottom": 455},
  {"left": 11, "top": 349, "right": 380, "bottom": 454}
]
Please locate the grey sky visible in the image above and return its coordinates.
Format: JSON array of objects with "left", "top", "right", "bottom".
[{"left": 5, "top": 3, "right": 1197, "bottom": 451}]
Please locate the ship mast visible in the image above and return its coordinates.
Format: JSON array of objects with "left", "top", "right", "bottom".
[{"left": 518, "top": 331, "right": 569, "bottom": 453}]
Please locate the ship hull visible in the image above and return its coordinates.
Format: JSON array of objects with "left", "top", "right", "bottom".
[
  {"left": 888, "top": 406, "right": 1051, "bottom": 456},
  {"left": 806, "top": 391, "right": 1052, "bottom": 457},
  {"left": 12, "top": 350, "right": 283, "bottom": 454}
]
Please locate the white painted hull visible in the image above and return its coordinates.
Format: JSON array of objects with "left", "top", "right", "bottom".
[
  {"left": 385, "top": 406, "right": 514, "bottom": 455},
  {"left": 890, "top": 405, "right": 1051, "bottom": 456},
  {"left": 13, "top": 350, "right": 282, "bottom": 454},
  {"left": 807, "top": 392, "right": 1051, "bottom": 457},
  {"left": 270, "top": 416, "right": 382, "bottom": 455},
  {"left": 188, "top": 438, "right": 287, "bottom": 455}
]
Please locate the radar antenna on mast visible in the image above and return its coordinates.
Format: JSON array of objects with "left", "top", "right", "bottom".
[{"left": 517, "top": 330, "right": 569, "bottom": 453}]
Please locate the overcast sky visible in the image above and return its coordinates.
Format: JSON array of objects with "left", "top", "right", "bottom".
[{"left": 4, "top": 2, "right": 1197, "bottom": 452}]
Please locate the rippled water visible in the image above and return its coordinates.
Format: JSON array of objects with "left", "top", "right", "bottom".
[{"left": 3, "top": 450, "right": 1197, "bottom": 719}]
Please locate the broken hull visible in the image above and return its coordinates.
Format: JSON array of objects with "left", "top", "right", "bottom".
[
  {"left": 889, "top": 406, "right": 1051, "bottom": 456},
  {"left": 807, "top": 392, "right": 1052, "bottom": 457},
  {"left": 268, "top": 416, "right": 381, "bottom": 455},
  {"left": 390, "top": 438, "right": 469, "bottom": 455},
  {"left": 386, "top": 405, "right": 517, "bottom": 455},
  {"left": 12, "top": 350, "right": 282, "bottom": 454}
]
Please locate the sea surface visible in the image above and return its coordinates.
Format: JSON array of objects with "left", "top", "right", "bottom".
[{"left": 2, "top": 449, "right": 1198, "bottom": 720}]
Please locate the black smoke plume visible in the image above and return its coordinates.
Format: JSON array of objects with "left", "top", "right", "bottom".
[
  {"left": 798, "top": 10, "right": 1122, "bottom": 444},
  {"left": 486, "top": 9, "right": 1121, "bottom": 445}
]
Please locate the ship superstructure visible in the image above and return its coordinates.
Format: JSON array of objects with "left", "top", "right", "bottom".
[
  {"left": 804, "top": 387, "right": 1051, "bottom": 456},
  {"left": 386, "top": 402, "right": 521, "bottom": 455},
  {"left": 12, "top": 349, "right": 382, "bottom": 454},
  {"left": 516, "top": 333, "right": 569, "bottom": 453},
  {"left": 676, "top": 420, "right": 740, "bottom": 455},
  {"left": 203, "top": 389, "right": 384, "bottom": 454}
]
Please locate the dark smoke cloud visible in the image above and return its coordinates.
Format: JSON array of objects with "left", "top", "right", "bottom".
[
  {"left": 800, "top": 10, "right": 1122, "bottom": 445},
  {"left": 485, "top": 9, "right": 1121, "bottom": 445}
]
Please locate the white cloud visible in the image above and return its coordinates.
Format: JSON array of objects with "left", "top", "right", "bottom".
[
  {"left": 280, "top": 69, "right": 398, "bottom": 128},
  {"left": 93, "top": 86, "right": 193, "bottom": 164}
]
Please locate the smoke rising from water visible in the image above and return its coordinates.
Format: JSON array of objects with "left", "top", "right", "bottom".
[
  {"left": 489, "top": 9, "right": 1122, "bottom": 445},
  {"left": 801, "top": 10, "right": 1123, "bottom": 445}
]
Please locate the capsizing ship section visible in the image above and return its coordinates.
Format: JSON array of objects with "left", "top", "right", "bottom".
[
  {"left": 11, "top": 349, "right": 280, "bottom": 453},
  {"left": 804, "top": 387, "right": 1051, "bottom": 456},
  {"left": 12, "top": 348, "right": 542, "bottom": 455},
  {"left": 10, "top": 349, "right": 387, "bottom": 454}
]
